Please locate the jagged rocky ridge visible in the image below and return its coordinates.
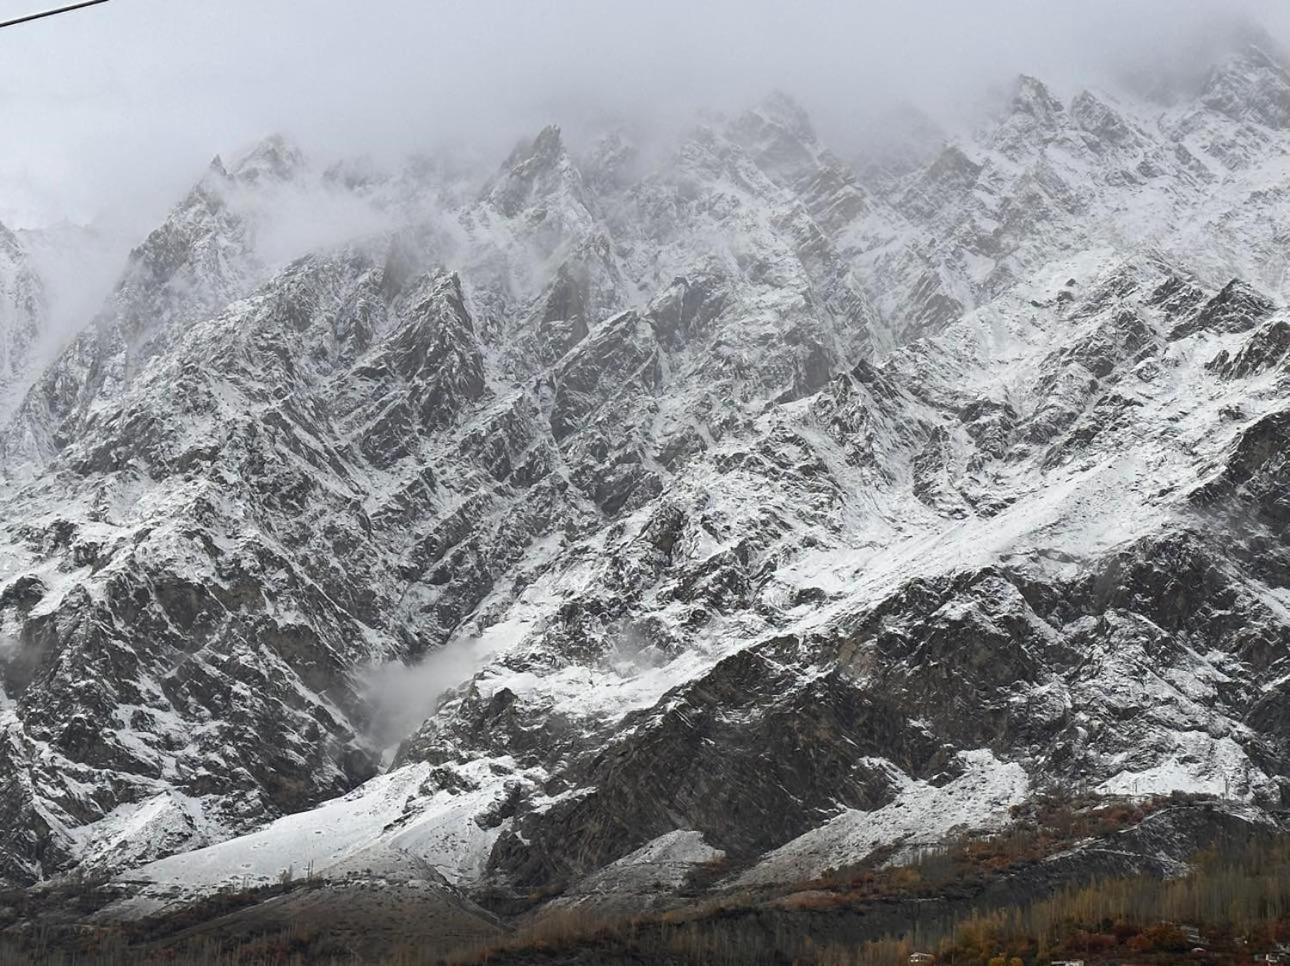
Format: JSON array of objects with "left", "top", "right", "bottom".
[
  {"left": 0, "top": 226, "right": 47, "bottom": 419},
  {"left": 0, "top": 38, "right": 1288, "bottom": 922}
]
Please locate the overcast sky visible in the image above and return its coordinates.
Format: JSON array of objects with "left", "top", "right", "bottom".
[{"left": 0, "top": 0, "right": 1287, "bottom": 232}]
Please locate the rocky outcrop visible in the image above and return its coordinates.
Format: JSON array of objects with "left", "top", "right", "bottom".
[{"left": 0, "top": 224, "right": 45, "bottom": 412}]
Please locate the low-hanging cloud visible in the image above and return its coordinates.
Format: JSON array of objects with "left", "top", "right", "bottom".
[
  {"left": 360, "top": 634, "right": 505, "bottom": 755},
  {"left": 0, "top": 0, "right": 1286, "bottom": 410},
  {"left": 2, "top": 0, "right": 1287, "bottom": 234}
]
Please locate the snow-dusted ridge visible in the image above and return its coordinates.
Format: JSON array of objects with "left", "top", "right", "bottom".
[{"left": 0, "top": 36, "right": 1289, "bottom": 916}]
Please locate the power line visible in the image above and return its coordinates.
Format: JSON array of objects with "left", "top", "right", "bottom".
[{"left": 0, "top": 0, "right": 110, "bottom": 31}]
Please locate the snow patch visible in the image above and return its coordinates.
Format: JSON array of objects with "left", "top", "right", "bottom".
[
  {"left": 735, "top": 750, "right": 1030, "bottom": 886},
  {"left": 1095, "top": 732, "right": 1275, "bottom": 802}
]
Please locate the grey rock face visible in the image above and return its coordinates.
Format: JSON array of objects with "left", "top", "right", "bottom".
[
  {"left": 1170, "top": 279, "right": 1276, "bottom": 340},
  {"left": 1199, "top": 44, "right": 1290, "bottom": 129},
  {"left": 2, "top": 42, "right": 1290, "bottom": 920},
  {"left": 0, "top": 224, "right": 47, "bottom": 414}
]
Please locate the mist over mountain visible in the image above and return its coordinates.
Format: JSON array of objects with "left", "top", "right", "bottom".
[{"left": 2, "top": 2, "right": 1290, "bottom": 963}]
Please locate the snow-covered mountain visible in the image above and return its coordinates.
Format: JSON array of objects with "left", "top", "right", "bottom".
[
  {"left": 0, "top": 225, "right": 47, "bottom": 421},
  {"left": 1, "top": 33, "right": 1290, "bottom": 932}
]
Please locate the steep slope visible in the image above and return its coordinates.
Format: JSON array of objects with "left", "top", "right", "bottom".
[
  {"left": 849, "top": 42, "right": 1290, "bottom": 345},
  {"left": 0, "top": 106, "right": 898, "bottom": 887},
  {"left": 0, "top": 224, "right": 47, "bottom": 420},
  {"left": 106, "top": 246, "right": 1290, "bottom": 919},
  {"left": 0, "top": 39, "right": 1289, "bottom": 936}
]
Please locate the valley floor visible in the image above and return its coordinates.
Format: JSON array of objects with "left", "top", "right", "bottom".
[{"left": 4, "top": 794, "right": 1288, "bottom": 965}]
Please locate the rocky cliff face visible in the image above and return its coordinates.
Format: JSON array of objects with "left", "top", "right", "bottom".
[
  {"left": 1, "top": 37, "right": 1289, "bottom": 922},
  {"left": 0, "top": 225, "right": 46, "bottom": 420}
]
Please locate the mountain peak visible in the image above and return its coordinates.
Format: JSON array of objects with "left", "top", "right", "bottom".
[
  {"left": 724, "top": 91, "right": 822, "bottom": 187},
  {"left": 1011, "top": 74, "right": 1065, "bottom": 125},
  {"left": 1199, "top": 43, "right": 1290, "bottom": 128},
  {"left": 531, "top": 123, "right": 564, "bottom": 156},
  {"left": 1225, "top": 18, "right": 1290, "bottom": 65},
  {"left": 752, "top": 90, "right": 815, "bottom": 140},
  {"left": 1069, "top": 90, "right": 1136, "bottom": 148},
  {"left": 502, "top": 124, "right": 565, "bottom": 173},
  {"left": 484, "top": 123, "right": 586, "bottom": 217},
  {"left": 230, "top": 133, "right": 306, "bottom": 184}
]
